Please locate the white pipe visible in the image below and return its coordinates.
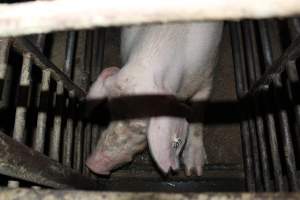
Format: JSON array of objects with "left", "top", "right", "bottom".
[{"left": 0, "top": 0, "right": 299, "bottom": 37}]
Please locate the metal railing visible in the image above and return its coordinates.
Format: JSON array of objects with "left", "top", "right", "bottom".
[
  {"left": 231, "top": 18, "right": 300, "bottom": 191},
  {"left": 0, "top": 28, "right": 105, "bottom": 188}
]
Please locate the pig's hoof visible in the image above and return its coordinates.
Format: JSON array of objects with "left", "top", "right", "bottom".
[{"left": 182, "top": 140, "right": 207, "bottom": 176}]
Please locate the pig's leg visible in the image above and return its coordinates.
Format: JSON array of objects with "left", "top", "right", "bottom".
[{"left": 182, "top": 86, "right": 212, "bottom": 176}]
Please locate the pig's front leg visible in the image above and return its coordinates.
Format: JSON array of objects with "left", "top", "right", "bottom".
[{"left": 182, "top": 86, "right": 212, "bottom": 176}]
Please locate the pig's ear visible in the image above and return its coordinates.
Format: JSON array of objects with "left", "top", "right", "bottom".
[
  {"left": 147, "top": 117, "right": 189, "bottom": 174},
  {"left": 85, "top": 67, "right": 120, "bottom": 116},
  {"left": 86, "top": 67, "right": 120, "bottom": 100}
]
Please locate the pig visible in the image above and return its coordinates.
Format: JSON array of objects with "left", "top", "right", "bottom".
[{"left": 85, "top": 22, "right": 223, "bottom": 176}]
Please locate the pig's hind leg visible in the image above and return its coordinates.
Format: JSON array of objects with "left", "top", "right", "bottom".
[{"left": 182, "top": 86, "right": 212, "bottom": 176}]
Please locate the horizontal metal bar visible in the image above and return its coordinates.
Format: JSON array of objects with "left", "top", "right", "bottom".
[
  {"left": 246, "top": 35, "right": 300, "bottom": 96},
  {"left": 0, "top": 0, "right": 300, "bottom": 37},
  {"left": 1, "top": 189, "right": 300, "bottom": 200},
  {"left": 12, "top": 37, "right": 86, "bottom": 99},
  {"left": 0, "top": 130, "right": 98, "bottom": 189}
]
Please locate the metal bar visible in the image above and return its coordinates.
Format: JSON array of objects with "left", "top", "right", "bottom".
[
  {"left": 292, "top": 18, "right": 300, "bottom": 33},
  {"left": 0, "top": 130, "right": 98, "bottom": 189},
  {"left": 32, "top": 34, "right": 48, "bottom": 153},
  {"left": 12, "top": 38, "right": 86, "bottom": 99},
  {"left": 73, "top": 120, "right": 83, "bottom": 172},
  {"left": 247, "top": 34, "right": 300, "bottom": 95},
  {"left": 0, "top": 39, "right": 11, "bottom": 109},
  {"left": 32, "top": 69, "right": 51, "bottom": 153},
  {"left": 62, "top": 91, "right": 75, "bottom": 167},
  {"left": 257, "top": 20, "right": 285, "bottom": 191},
  {"left": 91, "top": 29, "right": 105, "bottom": 82},
  {"left": 64, "top": 31, "right": 77, "bottom": 79},
  {"left": 242, "top": 21, "right": 263, "bottom": 191},
  {"left": 286, "top": 19, "right": 300, "bottom": 161},
  {"left": 263, "top": 20, "right": 298, "bottom": 191},
  {"left": 49, "top": 81, "right": 64, "bottom": 161},
  {"left": 91, "top": 125, "right": 99, "bottom": 151},
  {"left": 247, "top": 21, "right": 272, "bottom": 191},
  {"left": 0, "top": 0, "right": 300, "bottom": 37},
  {"left": 83, "top": 123, "right": 92, "bottom": 176},
  {"left": 230, "top": 23, "right": 255, "bottom": 191},
  {"left": 12, "top": 53, "right": 32, "bottom": 143}
]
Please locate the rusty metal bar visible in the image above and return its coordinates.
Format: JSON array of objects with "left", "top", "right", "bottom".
[
  {"left": 12, "top": 38, "right": 86, "bottom": 99},
  {"left": 230, "top": 23, "right": 255, "bottom": 191},
  {"left": 0, "top": 39, "right": 11, "bottom": 109},
  {"left": 49, "top": 81, "right": 64, "bottom": 161},
  {"left": 62, "top": 91, "right": 75, "bottom": 167},
  {"left": 0, "top": 0, "right": 300, "bottom": 37},
  {"left": 0, "top": 130, "right": 98, "bottom": 189}
]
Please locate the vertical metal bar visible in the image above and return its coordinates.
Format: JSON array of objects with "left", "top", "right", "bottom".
[
  {"left": 230, "top": 22, "right": 255, "bottom": 191},
  {"left": 73, "top": 117, "right": 83, "bottom": 172},
  {"left": 62, "top": 91, "right": 75, "bottom": 167},
  {"left": 64, "top": 31, "right": 77, "bottom": 78},
  {"left": 91, "top": 29, "right": 106, "bottom": 82},
  {"left": 242, "top": 21, "right": 263, "bottom": 191},
  {"left": 264, "top": 21, "right": 298, "bottom": 191},
  {"left": 91, "top": 125, "right": 99, "bottom": 151},
  {"left": 13, "top": 53, "right": 32, "bottom": 143},
  {"left": 257, "top": 21, "right": 285, "bottom": 191},
  {"left": 0, "top": 39, "right": 11, "bottom": 109},
  {"left": 32, "top": 34, "right": 48, "bottom": 153},
  {"left": 49, "top": 81, "right": 64, "bottom": 161},
  {"left": 248, "top": 21, "right": 272, "bottom": 191},
  {"left": 10, "top": 52, "right": 33, "bottom": 188},
  {"left": 32, "top": 69, "right": 51, "bottom": 152},
  {"left": 61, "top": 31, "right": 77, "bottom": 166},
  {"left": 286, "top": 19, "right": 300, "bottom": 161},
  {"left": 83, "top": 123, "right": 92, "bottom": 176},
  {"left": 292, "top": 18, "right": 300, "bottom": 34}
]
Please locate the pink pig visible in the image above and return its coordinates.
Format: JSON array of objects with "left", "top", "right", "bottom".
[{"left": 86, "top": 22, "right": 223, "bottom": 176}]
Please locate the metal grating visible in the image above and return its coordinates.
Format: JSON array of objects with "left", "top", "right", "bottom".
[
  {"left": 0, "top": 28, "right": 105, "bottom": 189},
  {"left": 231, "top": 18, "right": 300, "bottom": 191}
]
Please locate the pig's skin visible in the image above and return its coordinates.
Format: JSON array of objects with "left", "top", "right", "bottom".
[{"left": 86, "top": 22, "right": 223, "bottom": 175}]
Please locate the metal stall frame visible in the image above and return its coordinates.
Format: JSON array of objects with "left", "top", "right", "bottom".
[
  {"left": 230, "top": 19, "right": 300, "bottom": 192},
  {"left": 0, "top": 27, "right": 105, "bottom": 188}
]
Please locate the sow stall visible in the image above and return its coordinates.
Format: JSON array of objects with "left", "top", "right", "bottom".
[{"left": 0, "top": 0, "right": 300, "bottom": 199}]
